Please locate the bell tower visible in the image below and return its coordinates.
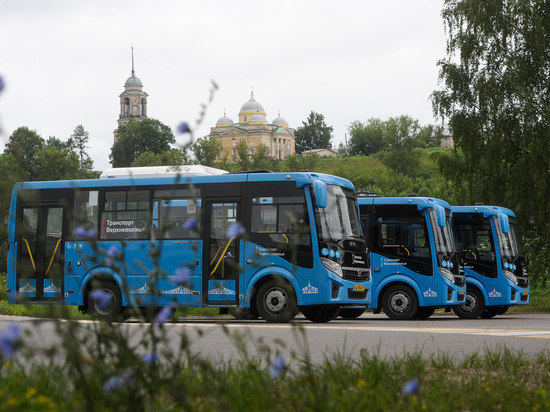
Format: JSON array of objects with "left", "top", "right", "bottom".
[{"left": 117, "top": 47, "right": 148, "bottom": 131}]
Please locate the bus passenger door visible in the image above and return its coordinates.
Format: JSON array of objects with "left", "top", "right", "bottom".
[
  {"left": 204, "top": 200, "right": 239, "bottom": 306},
  {"left": 16, "top": 205, "right": 65, "bottom": 302}
]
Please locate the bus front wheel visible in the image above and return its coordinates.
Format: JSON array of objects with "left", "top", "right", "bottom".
[
  {"left": 301, "top": 305, "right": 341, "bottom": 323},
  {"left": 452, "top": 288, "right": 485, "bottom": 319},
  {"left": 338, "top": 307, "right": 366, "bottom": 319},
  {"left": 87, "top": 281, "right": 123, "bottom": 321},
  {"left": 256, "top": 279, "right": 298, "bottom": 323},
  {"left": 382, "top": 284, "right": 419, "bottom": 320}
]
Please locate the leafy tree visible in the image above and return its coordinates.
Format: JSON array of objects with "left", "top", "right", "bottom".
[
  {"left": 432, "top": 0, "right": 550, "bottom": 284},
  {"left": 191, "top": 136, "right": 222, "bottom": 167},
  {"left": 132, "top": 149, "right": 189, "bottom": 167},
  {"left": 235, "top": 139, "right": 251, "bottom": 171},
  {"left": 111, "top": 119, "right": 175, "bottom": 167},
  {"left": 252, "top": 144, "right": 277, "bottom": 171},
  {"left": 295, "top": 112, "right": 333, "bottom": 154},
  {"left": 283, "top": 154, "right": 303, "bottom": 172},
  {"left": 348, "top": 118, "right": 386, "bottom": 156},
  {"left": 70, "top": 125, "right": 93, "bottom": 171},
  {"left": 45, "top": 136, "right": 70, "bottom": 150},
  {"left": 380, "top": 115, "right": 424, "bottom": 177},
  {"left": 4, "top": 126, "right": 44, "bottom": 177},
  {"left": 301, "top": 152, "right": 321, "bottom": 172},
  {"left": 33, "top": 147, "right": 81, "bottom": 181},
  {"left": 0, "top": 153, "right": 30, "bottom": 222}
]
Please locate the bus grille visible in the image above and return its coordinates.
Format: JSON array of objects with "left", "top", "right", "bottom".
[
  {"left": 342, "top": 267, "right": 370, "bottom": 282},
  {"left": 517, "top": 276, "right": 529, "bottom": 288}
]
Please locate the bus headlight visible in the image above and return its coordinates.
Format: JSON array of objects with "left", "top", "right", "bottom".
[
  {"left": 321, "top": 258, "right": 343, "bottom": 277},
  {"left": 503, "top": 270, "right": 518, "bottom": 285},
  {"left": 439, "top": 267, "right": 454, "bottom": 283}
]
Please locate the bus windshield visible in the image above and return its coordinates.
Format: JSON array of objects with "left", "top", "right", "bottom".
[
  {"left": 496, "top": 216, "right": 521, "bottom": 260},
  {"left": 430, "top": 209, "right": 455, "bottom": 256},
  {"left": 315, "top": 185, "right": 361, "bottom": 242}
]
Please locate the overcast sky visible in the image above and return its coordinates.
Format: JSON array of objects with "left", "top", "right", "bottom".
[{"left": 0, "top": 0, "right": 448, "bottom": 172}]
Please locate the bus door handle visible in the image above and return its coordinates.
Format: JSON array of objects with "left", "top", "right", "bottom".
[
  {"left": 374, "top": 268, "right": 381, "bottom": 273},
  {"left": 246, "top": 259, "right": 254, "bottom": 264}
]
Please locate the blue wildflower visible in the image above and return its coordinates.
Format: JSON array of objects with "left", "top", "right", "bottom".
[
  {"left": 402, "top": 378, "right": 420, "bottom": 395},
  {"left": 142, "top": 353, "right": 159, "bottom": 364},
  {"left": 154, "top": 305, "right": 175, "bottom": 324},
  {"left": 107, "top": 245, "right": 119, "bottom": 258},
  {"left": 103, "top": 375, "right": 124, "bottom": 393},
  {"left": 269, "top": 354, "right": 286, "bottom": 379},
  {"left": 0, "top": 323, "right": 22, "bottom": 360},
  {"left": 74, "top": 226, "right": 87, "bottom": 238},
  {"left": 86, "top": 227, "right": 97, "bottom": 239},
  {"left": 0, "top": 76, "right": 4, "bottom": 93},
  {"left": 226, "top": 221, "right": 245, "bottom": 239},
  {"left": 177, "top": 122, "right": 190, "bottom": 134},
  {"left": 90, "top": 289, "right": 112, "bottom": 311},
  {"left": 174, "top": 266, "right": 190, "bottom": 284},
  {"left": 183, "top": 218, "right": 197, "bottom": 231}
]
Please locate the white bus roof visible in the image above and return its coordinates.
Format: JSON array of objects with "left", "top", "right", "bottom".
[{"left": 100, "top": 165, "right": 228, "bottom": 179}]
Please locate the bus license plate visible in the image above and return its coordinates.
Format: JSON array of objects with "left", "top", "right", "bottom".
[{"left": 354, "top": 284, "right": 365, "bottom": 292}]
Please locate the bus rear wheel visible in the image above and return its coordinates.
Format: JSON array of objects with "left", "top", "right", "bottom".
[
  {"left": 382, "top": 284, "right": 419, "bottom": 320},
  {"left": 301, "top": 305, "right": 341, "bottom": 323},
  {"left": 452, "top": 288, "right": 485, "bottom": 319},
  {"left": 87, "top": 281, "right": 123, "bottom": 321},
  {"left": 255, "top": 279, "right": 298, "bottom": 323},
  {"left": 338, "top": 307, "right": 366, "bottom": 319}
]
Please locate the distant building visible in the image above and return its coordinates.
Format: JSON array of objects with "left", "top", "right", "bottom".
[
  {"left": 208, "top": 92, "right": 295, "bottom": 161},
  {"left": 115, "top": 48, "right": 148, "bottom": 142},
  {"left": 301, "top": 148, "right": 339, "bottom": 158}
]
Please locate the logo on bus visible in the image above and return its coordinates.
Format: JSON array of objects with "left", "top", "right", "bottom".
[
  {"left": 162, "top": 286, "right": 195, "bottom": 295},
  {"left": 488, "top": 289, "right": 502, "bottom": 298},
  {"left": 208, "top": 286, "right": 236, "bottom": 296},
  {"left": 302, "top": 282, "right": 319, "bottom": 294},
  {"left": 19, "top": 283, "right": 36, "bottom": 293},
  {"left": 423, "top": 287, "right": 437, "bottom": 298},
  {"left": 130, "top": 284, "right": 150, "bottom": 294}
]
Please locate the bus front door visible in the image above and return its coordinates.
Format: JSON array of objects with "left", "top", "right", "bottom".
[
  {"left": 16, "top": 205, "right": 65, "bottom": 302},
  {"left": 204, "top": 201, "right": 239, "bottom": 306}
]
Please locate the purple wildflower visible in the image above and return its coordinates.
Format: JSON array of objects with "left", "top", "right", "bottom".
[
  {"left": 402, "top": 378, "right": 420, "bottom": 395},
  {"left": 0, "top": 324, "right": 22, "bottom": 360},
  {"left": 142, "top": 353, "right": 159, "bottom": 364},
  {"left": 269, "top": 354, "right": 286, "bottom": 379},
  {"left": 0, "top": 76, "right": 4, "bottom": 93},
  {"left": 86, "top": 227, "right": 97, "bottom": 239},
  {"left": 174, "top": 266, "right": 190, "bottom": 284},
  {"left": 183, "top": 218, "right": 197, "bottom": 231},
  {"left": 90, "top": 289, "right": 112, "bottom": 311},
  {"left": 177, "top": 122, "right": 190, "bottom": 134},
  {"left": 107, "top": 245, "right": 119, "bottom": 259},
  {"left": 226, "top": 221, "right": 245, "bottom": 239},
  {"left": 154, "top": 305, "right": 175, "bottom": 324}
]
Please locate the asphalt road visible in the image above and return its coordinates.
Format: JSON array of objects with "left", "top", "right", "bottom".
[{"left": 1, "top": 312, "right": 549, "bottom": 365}]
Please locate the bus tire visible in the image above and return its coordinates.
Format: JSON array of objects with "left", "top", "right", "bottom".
[
  {"left": 255, "top": 279, "right": 298, "bottom": 323},
  {"left": 452, "top": 287, "right": 485, "bottom": 319},
  {"left": 338, "top": 307, "right": 366, "bottom": 319},
  {"left": 301, "top": 305, "right": 341, "bottom": 323},
  {"left": 480, "top": 306, "right": 502, "bottom": 319},
  {"left": 498, "top": 305, "right": 510, "bottom": 315},
  {"left": 382, "top": 284, "right": 419, "bottom": 320},
  {"left": 415, "top": 306, "right": 436, "bottom": 320},
  {"left": 87, "top": 281, "right": 123, "bottom": 321}
]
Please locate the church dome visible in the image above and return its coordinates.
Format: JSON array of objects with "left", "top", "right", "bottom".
[
  {"left": 272, "top": 115, "right": 289, "bottom": 127},
  {"left": 239, "top": 92, "right": 265, "bottom": 115},
  {"left": 249, "top": 113, "right": 268, "bottom": 125},
  {"left": 216, "top": 115, "right": 234, "bottom": 127},
  {"left": 125, "top": 76, "right": 143, "bottom": 87}
]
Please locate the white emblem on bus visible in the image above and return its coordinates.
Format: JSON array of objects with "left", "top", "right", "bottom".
[
  {"left": 302, "top": 282, "right": 319, "bottom": 294},
  {"left": 488, "top": 289, "right": 502, "bottom": 298},
  {"left": 208, "top": 286, "right": 235, "bottom": 295},
  {"left": 423, "top": 287, "right": 437, "bottom": 297}
]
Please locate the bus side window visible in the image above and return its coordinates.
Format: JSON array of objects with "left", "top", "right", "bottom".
[
  {"left": 74, "top": 191, "right": 99, "bottom": 236},
  {"left": 101, "top": 190, "right": 150, "bottom": 240},
  {"left": 153, "top": 198, "right": 201, "bottom": 239}
]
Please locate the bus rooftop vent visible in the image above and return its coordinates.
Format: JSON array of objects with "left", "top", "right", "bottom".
[{"left": 99, "top": 165, "right": 228, "bottom": 179}]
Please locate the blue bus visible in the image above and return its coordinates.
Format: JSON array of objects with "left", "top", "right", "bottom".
[
  {"left": 6, "top": 166, "right": 371, "bottom": 323},
  {"left": 339, "top": 193, "right": 466, "bottom": 320},
  {"left": 451, "top": 205, "right": 530, "bottom": 318}
]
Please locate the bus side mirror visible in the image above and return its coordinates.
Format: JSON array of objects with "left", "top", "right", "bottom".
[
  {"left": 312, "top": 180, "right": 327, "bottom": 208},
  {"left": 434, "top": 205, "right": 446, "bottom": 227},
  {"left": 499, "top": 213, "right": 510, "bottom": 234}
]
